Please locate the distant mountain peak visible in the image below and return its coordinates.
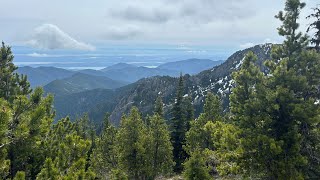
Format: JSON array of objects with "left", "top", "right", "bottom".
[
  {"left": 101, "top": 63, "right": 136, "bottom": 72},
  {"left": 158, "top": 58, "right": 224, "bottom": 75}
]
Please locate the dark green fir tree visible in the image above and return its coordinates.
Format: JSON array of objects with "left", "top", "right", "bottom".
[{"left": 170, "top": 74, "right": 187, "bottom": 173}]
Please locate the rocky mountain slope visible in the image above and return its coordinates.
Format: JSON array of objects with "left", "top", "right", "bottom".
[{"left": 109, "top": 44, "right": 273, "bottom": 123}]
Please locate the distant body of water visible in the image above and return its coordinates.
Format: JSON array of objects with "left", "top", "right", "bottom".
[{"left": 12, "top": 45, "right": 234, "bottom": 70}]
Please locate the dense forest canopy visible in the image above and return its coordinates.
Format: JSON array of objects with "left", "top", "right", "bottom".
[{"left": 1, "top": 0, "right": 320, "bottom": 179}]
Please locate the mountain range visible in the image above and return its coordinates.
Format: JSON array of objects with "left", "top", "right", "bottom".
[
  {"left": 50, "top": 44, "right": 273, "bottom": 124},
  {"left": 17, "top": 58, "right": 223, "bottom": 88}
]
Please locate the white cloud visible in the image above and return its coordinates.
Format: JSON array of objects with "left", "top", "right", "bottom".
[{"left": 27, "top": 24, "right": 95, "bottom": 51}]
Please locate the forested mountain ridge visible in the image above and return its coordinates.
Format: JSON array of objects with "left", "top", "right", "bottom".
[
  {"left": 16, "top": 66, "right": 75, "bottom": 87},
  {"left": 53, "top": 88, "right": 117, "bottom": 120},
  {"left": 53, "top": 44, "right": 273, "bottom": 124},
  {"left": 43, "top": 73, "right": 127, "bottom": 96}
]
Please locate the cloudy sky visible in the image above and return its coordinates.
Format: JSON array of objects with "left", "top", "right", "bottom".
[{"left": 0, "top": 0, "right": 318, "bottom": 50}]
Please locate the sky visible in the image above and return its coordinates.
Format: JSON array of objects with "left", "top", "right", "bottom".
[{"left": 0, "top": 0, "right": 318, "bottom": 51}]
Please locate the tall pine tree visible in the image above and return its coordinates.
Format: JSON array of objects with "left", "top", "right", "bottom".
[
  {"left": 230, "top": 52, "right": 282, "bottom": 178},
  {"left": 171, "top": 74, "right": 188, "bottom": 172},
  {"left": 149, "top": 114, "right": 174, "bottom": 178},
  {"left": 266, "top": 0, "right": 320, "bottom": 178},
  {"left": 229, "top": 0, "right": 320, "bottom": 178}
]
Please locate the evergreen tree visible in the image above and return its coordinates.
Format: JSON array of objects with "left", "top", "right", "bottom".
[
  {"left": 91, "top": 114, "right": 118, "bottom": 179},
  {"left": 75, "top": 113, "right": 93, "bottom": 139},
  {"left": 275, "top": 0, "right": 308, "bottom": 59},
  {"left": 266, "top": 0, "right": 320, "bottom": 178},
  {"left": 0, "top": 99, "right": 11, "bottom": 179},
  {"left": 117, "top": 107, "right": 152, "bottom": 179},
  {"left": 0, "top": 42, "right": 54, "bottom": 179},
  {"left": 307, "top": 5, "right": 320, "bottom": 51},
  {"left": 7, "top": 88, "right": 54, "bottom": 179},
  {"left": 183, "top": 94, "right": 194, "bottom": 131},
  {"left": 229, "top": 0, "right": 320, "bottom": 178},
  {"left": 0, "top": 42, "right": 97, "bottom": 179},
  {"left": 39, "top": 117, "right": 95, "bottom": 179},
  {"left": 0, "top": 42, "right": 31, "bottom": 103},
  {"left": 154, "top": 96, "right": 164, "bottom": 117},
  {"left": 230, "top": 52, "right": 282, "bottom": 178},
  {"left": 36, "top": 158, "right": 59, "bottom": 180},
  {"left": 203, "top": 121, "right": 241, "bottom": 176},
  {"left": 74, "top": 114, "right": 96, "bottom": 173},
  {"left": 186, "top": 93, "right": 239, "bottom": 177},
  {"left": 149, "top": 114, "right": 174, "bottom": 178},
  {"left": 183, "top": 150, "right": 211, "bottom": 180},
  {"left": 185, "top": 92, "right": 223, "bottom": 154},
  {"left": 202, "top": 92, "right": 222, "bottom": 121},
  {"left": 170, "top": 74, "right": 188, "bottom": 172}
]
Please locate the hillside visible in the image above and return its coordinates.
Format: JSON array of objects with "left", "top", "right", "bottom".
[
  {"left": 44, "top": 73, "right": 128, "bottom": 96},
  {"left": 53, "top": 88, "right": 117, "bottom": 120},
  {"left": 17, "top": 66, "right": 75, "bottom": 87},
  {"left": 53, "top": 44, "right": 273, "bottom": 124}
]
